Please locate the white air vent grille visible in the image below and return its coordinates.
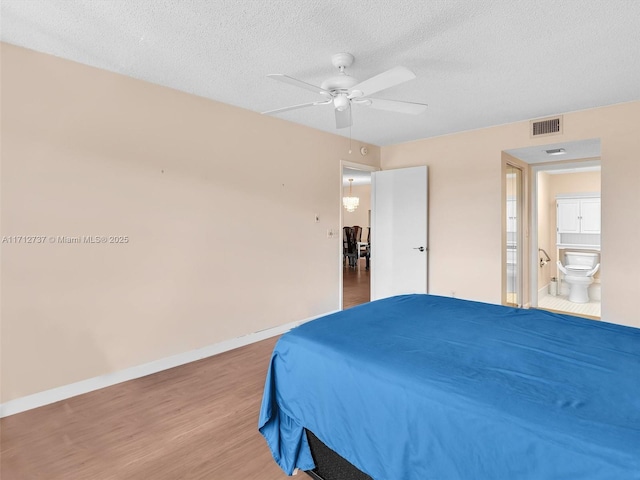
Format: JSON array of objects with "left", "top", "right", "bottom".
[{"left": 530, "top": 116, "right": 562, "bottom": 137}]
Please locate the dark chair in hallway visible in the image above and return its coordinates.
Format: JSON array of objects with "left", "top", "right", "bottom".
[
  {"left": 360, "top": 226, "right": 370, "bottom": 270},
  {"left": 343, "top": 226, "right": 361, "bottom": 268}
]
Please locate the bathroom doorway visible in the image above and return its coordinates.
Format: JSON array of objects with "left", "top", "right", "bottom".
[
  {"left": 505, "top": 139, "right": 602, "bottom": 319},
  {"left": 534, "top": 162, "right": 601, "bottom": 318}
]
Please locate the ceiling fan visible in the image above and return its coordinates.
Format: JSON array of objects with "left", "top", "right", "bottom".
[{"left": 262, "top": 52, "right": 427, "bottom": 129}]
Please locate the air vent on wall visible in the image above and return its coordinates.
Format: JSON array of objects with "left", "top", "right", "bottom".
[{"left": 530, "top": 116, "right": 562, "bottom": 137}]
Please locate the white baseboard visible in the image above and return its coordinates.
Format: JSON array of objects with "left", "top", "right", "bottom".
[
  {"left": 0, "top": 311, "right": 337, "bottom": 418},
  {"left": 538, "top": 284, "right": 550, "bottom": 299}
]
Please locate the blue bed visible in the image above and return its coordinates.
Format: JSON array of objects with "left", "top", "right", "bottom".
[{"left": 258, "top": 294, "right": 640, "bottom": 479}]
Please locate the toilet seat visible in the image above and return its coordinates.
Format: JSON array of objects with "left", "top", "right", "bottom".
[
  {"left": 557, "top": 260, "right": 600, "bottom": 303},
  {"left": 565, "top": 265, "right": 591, "bottom": 275},
  {"left": 557, "top": 262, "right": 600, "bottom": 278}
]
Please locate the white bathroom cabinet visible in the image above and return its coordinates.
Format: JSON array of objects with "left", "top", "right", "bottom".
[
  {"left": 557, "top": 197, "right": 601, "bottom": 234},
  {"left": 556, "top": 194, "right": 601, "bottom": 248}
]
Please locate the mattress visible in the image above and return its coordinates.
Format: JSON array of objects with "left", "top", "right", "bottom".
[{"left": 259, "top": 294, "right": 640, "bottom": 479}]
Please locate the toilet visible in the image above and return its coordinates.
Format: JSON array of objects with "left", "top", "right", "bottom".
[{"left": 557, "top": 252, "right": 600, "bottom": 303}]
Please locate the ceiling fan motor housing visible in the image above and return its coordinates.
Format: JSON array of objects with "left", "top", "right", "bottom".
[
  {"left": 321, "top": 52, "right": 359, "bottom": 93},
  {"left": 321, "top": 74, "right": 358, "bottom": 92}
]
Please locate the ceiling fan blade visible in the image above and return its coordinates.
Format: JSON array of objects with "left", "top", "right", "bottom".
[
  {"left": 366, "top": 98, "right": 428, "bottom": 115},
  {"left": 267, "top": 74, "right": 331, "bottom": 95},
  {"left": 335, "top": 106, "right": 352, "bottom": 129},
  {"left": 262, "top": 101, "right": 324, "bottom": 115},
  {"left": 350, "top": 66, "right": 416, "bottom": 97}
]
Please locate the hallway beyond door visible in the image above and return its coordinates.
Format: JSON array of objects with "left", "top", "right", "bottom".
[{"left": 343, "top": 259, "right": 370, "bottom": 309}]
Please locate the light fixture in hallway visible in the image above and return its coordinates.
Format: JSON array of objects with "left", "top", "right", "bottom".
[{"left": 343, "top": 178, "right": 359, "bottom": 212}]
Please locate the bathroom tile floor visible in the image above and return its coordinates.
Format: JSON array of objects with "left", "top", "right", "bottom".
[{"left": 538, "top": 294, "right": 601, "bottom": 318}]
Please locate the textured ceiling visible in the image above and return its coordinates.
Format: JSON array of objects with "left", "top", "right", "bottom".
[{"left": 2, "top": 0, "right": 639, "bottom": 146}]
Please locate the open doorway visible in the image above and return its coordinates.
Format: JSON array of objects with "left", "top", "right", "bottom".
[
  {"left": 505, "top": 139, "right": 601, "bottom": 319},
  {"left": 341, "top": 163, "right": 375, "bottom": 309}
]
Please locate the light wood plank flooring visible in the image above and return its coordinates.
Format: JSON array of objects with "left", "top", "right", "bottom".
[
  {"left": 0, "top": 337, "right": 290, "bottom": 480},
  {"left": 343, "top": 258, "right": 370, "bottom": 309},
  {"left": 538, "top": 293, "right": 601, "bottom": 318},
  {"left": 2, "top": 264, "right": 371, "bottom": 479}
]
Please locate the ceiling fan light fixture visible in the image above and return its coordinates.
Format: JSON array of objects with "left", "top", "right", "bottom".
[{"left": 334, "top": 94, "right": 350, "bottom": 111}]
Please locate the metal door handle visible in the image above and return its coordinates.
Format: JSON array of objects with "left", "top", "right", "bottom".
[{"left": 413, "top": 246, "right": 425, "bottom": 252}]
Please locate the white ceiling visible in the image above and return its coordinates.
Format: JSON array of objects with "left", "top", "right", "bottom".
[
  {"left": 2, "top": 1, "right": 639, "bottom": 146},
  {"left": 343, "top": 167, "right": 372, "bottom": 186}
]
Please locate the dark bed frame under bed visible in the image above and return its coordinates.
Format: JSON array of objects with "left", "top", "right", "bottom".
[{"left": 304, "top": 429, "right": 372, "bottom": 480}]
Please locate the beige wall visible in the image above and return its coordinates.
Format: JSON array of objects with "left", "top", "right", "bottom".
[
  {"left": 2, "top": 43, "right": 639, "bottom": 404},
  {"left": 548, "top": 170, "right": 601, "bottom": 195},
  {"left": 343, "top": 184, "right": 371, "bottom": 236},
  {"left": 381, "top": 101, "right": 640, "bottom": 328},
  {"left": 0, "top": 44, "right": 380, "bottom": 402}
]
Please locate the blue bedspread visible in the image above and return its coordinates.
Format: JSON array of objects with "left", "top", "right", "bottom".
[{"left": 258, "top": 295, "right": 640, "bottom": 479}]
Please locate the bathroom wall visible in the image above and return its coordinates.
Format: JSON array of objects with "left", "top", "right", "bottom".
[{"left": 537, "top": 172, "right": 551, "bottom": 291}]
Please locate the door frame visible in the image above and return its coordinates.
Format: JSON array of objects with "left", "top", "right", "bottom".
[
  {"left": 501, "top": 157, "right": 528, "bottom": 307},
  {"left": 339, "top": 160, "right": 379, "bottom": 310}
]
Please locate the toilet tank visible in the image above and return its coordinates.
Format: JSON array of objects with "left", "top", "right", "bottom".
[{"left": 564, "top": 251, "right": 599, "bottom": 267}]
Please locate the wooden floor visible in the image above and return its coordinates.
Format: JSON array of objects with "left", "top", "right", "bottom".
[
  {"left": 0, "top": 337, "right": 290, "bottom": 480},
  {"left": 1, "top": 264, "right": 370, "bottom": 479},
  {"left": 343, "top": 258, "right": 370, "bottom": 309}
]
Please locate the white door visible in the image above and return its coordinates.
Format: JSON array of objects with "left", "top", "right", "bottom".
[{"left": 371, "top": 166, "right": 428, "bottom": 300}]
